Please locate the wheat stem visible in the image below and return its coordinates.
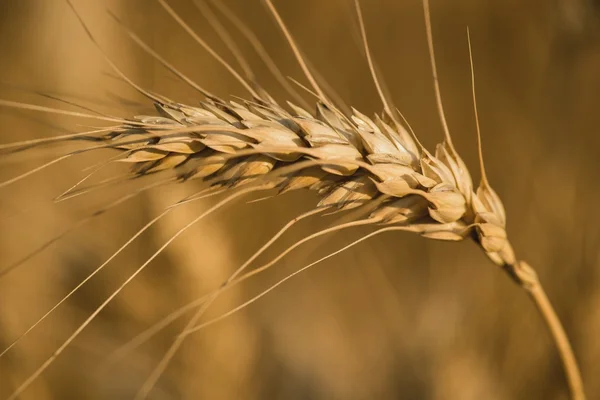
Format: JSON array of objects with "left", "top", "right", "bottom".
[
  {"left": 531, "top": 286, "right": 585, "bottom": 400},
  {"left": 506, "top": 261, "right": 585, "bottom": 400}
]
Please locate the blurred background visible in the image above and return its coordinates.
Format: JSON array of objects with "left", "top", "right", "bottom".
[{"left": 1, "top": 0, "right": 599, "bottom": 399}]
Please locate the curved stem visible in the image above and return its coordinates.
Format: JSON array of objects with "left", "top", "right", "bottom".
[{"left": 509, "top": 261, "right": 585, "bottom": 400}]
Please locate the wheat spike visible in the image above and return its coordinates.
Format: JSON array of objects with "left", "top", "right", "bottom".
[{"left": 0, "top": 0, "right": 586, "bottom": 399}]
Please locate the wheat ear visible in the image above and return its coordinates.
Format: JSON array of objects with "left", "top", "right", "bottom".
[{"left": 0, "top": 0, "right": 585, "bottom": 398}]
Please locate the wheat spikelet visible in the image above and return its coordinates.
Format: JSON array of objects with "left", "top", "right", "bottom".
[{"left": 0, "top": 0, "right": 587, "bottom": 399}]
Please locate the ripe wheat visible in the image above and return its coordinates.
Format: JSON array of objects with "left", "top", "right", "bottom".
[{"left": 0, "top": 0, "right": 586, "bottom": 399}]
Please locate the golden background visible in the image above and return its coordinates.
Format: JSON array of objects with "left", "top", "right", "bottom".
[{"left": 1, "top": 0, "right": 599, "bottom": 399}]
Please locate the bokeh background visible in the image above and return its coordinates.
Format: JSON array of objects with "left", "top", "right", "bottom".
[{"left": 1, "top": 0, "right": 599, "bottom": 399}]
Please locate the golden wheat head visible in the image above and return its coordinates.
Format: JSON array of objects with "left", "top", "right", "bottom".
[{"left": 0, "top": 0, "right": 586, "bottom": 399}]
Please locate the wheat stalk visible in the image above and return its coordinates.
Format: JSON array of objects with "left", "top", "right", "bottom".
[{"left": 0, "top": 0, "right": 585, "bottom": 399}]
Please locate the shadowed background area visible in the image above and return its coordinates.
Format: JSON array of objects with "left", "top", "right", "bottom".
[{"left": 0, "top": 0, "right": 599, "bottom": 399}]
